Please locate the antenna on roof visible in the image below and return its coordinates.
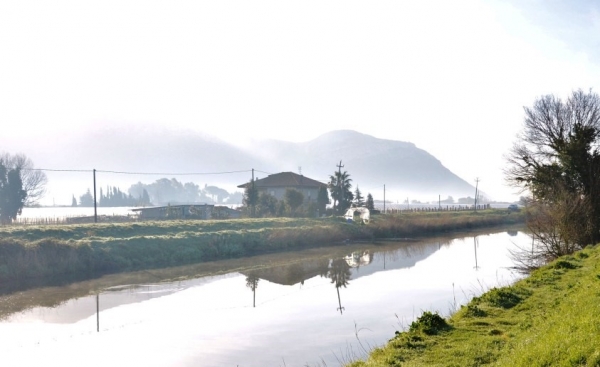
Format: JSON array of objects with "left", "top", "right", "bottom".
[{"left": 298, "top": 166, "right": 302, "bottom": 175}]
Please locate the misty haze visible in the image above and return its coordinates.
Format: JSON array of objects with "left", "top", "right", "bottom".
[{"left": 1, "top": 0, "right": 599, "bottom": 366}]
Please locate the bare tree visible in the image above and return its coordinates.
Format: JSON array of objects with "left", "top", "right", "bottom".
[
  {"left": 506, "top": 89, "right": 600, "bottom": 265},
  {"left": 0, "top": 153, "right": 47, "bottom": 205}
]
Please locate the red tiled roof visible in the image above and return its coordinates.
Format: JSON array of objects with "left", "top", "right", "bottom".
[{"left": 237, "top": 172, "right": 326, "bottom": 189}]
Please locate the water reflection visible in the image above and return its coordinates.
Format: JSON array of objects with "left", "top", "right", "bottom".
[
  {"left": 0, "top": 236, "right": 452, "bottom": 323},
  {"left": 327, "top": 258, "right": 352, "bottom": 314},
  {"left": 245, "top": 273, "right": 259, "bottom": 308},
  {"left": 474, "top": 236, "right": 480, "bottom": 270},
  {"left": 0, "top": 227, "right": 527, "bottom": 367}
]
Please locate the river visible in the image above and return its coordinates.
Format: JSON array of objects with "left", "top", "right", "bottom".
[{"left": 0, "top": 228, "right": 527, "bottom": 367}]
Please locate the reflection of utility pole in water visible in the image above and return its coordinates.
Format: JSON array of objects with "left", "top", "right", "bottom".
[
  {"left": 245, "top": 274, "right": 260, "bottom": 308},
  {"left": 336, "top": 287, "right": 344, "bottom": 315},
  {"left": 96, "top": 293, "right": 100, "bottom": 332},
  {"left": 474, "top": 236, "right": 480, "bottom": 270},
  {"left": 328, "top": 258, "right": 351, "bottom": 315}
]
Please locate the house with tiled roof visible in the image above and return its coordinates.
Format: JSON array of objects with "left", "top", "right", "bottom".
[{"left": 237, "top": 172, "right": 326, "bottom": 203}]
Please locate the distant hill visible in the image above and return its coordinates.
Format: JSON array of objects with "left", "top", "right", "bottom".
[
  {"left": 17, "top": 128, "right": 475, "bottom": 202},
  {"left": 243, "top": 130, "right": 475, "bottom": 198}
]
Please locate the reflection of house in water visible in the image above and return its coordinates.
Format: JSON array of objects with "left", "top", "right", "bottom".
[
  {"left": 240, "top": 241, "right": 444, "bottom": 287},
  {"left": 343, "top": 251, "right": 373, "bottom": 268},
  {"left": 240, "top": 259, "right": 330, "bottom": 286}
]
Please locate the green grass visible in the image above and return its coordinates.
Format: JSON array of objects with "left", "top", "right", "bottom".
[
  {"left": 347, "top": 246, "right": 600, "bottom": 367},
  {"left": 0, "top": 210, "right": 523, "bottom": 285}
]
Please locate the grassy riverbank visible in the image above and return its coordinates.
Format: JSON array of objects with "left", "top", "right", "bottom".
[
  {"left": 0, "top": 209, "right": 523, "bottom": 285},
  {"left": 348, "top": 245, "right": 600, "bottom": 367}
]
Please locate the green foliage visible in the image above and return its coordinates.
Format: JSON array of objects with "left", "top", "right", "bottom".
[
  {"left": 476, "top": 287, "right": 524, "bottom": 309},
  {"left": 284, "top": 188, "right": 304, "bottom": 215},
  {"left": 463, "top": 304, "right": 486, "bottom": 317},
  {"left": 507, "top": 89, "right": 600, "bottom": 254},
  {"left": 354, "top": 186, "right": 364, "bottom": 207},
  {"left": 408, "top": 311, "right": 450, "bottom": 335},
  {"left": 328, "top": 169, "right": 353, "bottom": 214},
  {"left": 0, "top": 163, "right": 26, "bottom": 224},
  {"left": 243, "top": 180, "right": 259, "bottom": 217},
  {"left": 550, "top": 259, "right": 578, "bottom": 270},
  {"left": 256, "top": 192, "right": 278, "bottom": 217},
  {"left": 365, "top": 193, "right": 374, "bottom": 211},
  {"left": 317, "top": 185, "right": 330, "bottom": 215}
]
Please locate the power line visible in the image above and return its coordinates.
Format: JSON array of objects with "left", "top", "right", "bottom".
[
  {"left": 254, "top": 170, "right": 273, "bottom": 176},
  {"left": 96, "top": 169, "right": 252, "bottom": 176},
  {"left": 22, "top": 168, "right": 254, "bottom": 176},
  {"left": 25, "top": 168, "right": 92, "bottom": 173}
]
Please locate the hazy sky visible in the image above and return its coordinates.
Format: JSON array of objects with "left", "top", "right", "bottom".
[{"left": 1, "top": 0, "right": 599, "bottom": 202}]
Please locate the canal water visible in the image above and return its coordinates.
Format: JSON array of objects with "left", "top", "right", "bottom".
[{"left": 0, "top": 228, "right": 527, "bottom": 367}]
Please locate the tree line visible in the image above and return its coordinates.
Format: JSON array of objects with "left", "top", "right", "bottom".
[{"left": 74, "top": 179, "right": 244, "bottom": 207}]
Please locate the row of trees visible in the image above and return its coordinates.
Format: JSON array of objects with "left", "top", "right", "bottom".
[
  {"left": 75, "top": 179, "right": 244, "bottom": 207},
  {"left": 76, "top": 186, "right": 151, "bottom": 207},
  {"left": 507, "top": 89, "right": 600, "bottom": 268},
  {"left": 128, "top": 179, "right": 242, "bottom": 205},
  {"left": 328, "top": 170, "right": 374, "bottom": 214}
]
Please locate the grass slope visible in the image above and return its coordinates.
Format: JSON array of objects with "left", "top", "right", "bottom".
[{"left": 348, "top": 247, "right": 600, "bottom": 366}]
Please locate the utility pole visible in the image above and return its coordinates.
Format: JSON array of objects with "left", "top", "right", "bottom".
[
  {"left": 474, "top": 178, "right": 480, "bottom": 212},
  {"left": 93, "top": 169, "right": 97, "bottom": 223},
  {"left": 336, "top": 160, "right": 344, "bottom": 214},
  {"left": 383, "top": 184, "right": 386, "bottom": 214},
  {"left": 252, "top": 168, "right": 255, "bottom": 218}
]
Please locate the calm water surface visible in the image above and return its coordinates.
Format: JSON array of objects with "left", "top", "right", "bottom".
[{"left": 0, "top": 229, "right": 527, "bottom": 367}]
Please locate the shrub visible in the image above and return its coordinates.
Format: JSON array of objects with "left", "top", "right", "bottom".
[
  {"left": 409, "top": 311, "right": 450, "bottom": 335},
  {"left": 463, "top": 304, "right": 487, "bottom": 317},
  {"left": 551, "top": 259, "right": 578, "bottom": 270},
  {"left": 479, "top": 287, "right": 523, "bottom": 309}
]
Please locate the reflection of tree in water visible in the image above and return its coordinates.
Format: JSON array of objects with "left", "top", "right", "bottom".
[
  {"left": 328, "top": 259, "right": 352, "bottom": 288},
  {"left": 326, "top": 258, "right": 352, "bottom": 314},
  {"left": 245, "top": 273, "right": 259, "bottom": 307}
]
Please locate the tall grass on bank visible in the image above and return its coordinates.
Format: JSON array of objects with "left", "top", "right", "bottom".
[
  {"left": 347, "top": 247, "right": 600, "bottom": 366},
  {"left": 0, "top": 210, "right": 523, "bottom": 285},
  {"left": 368, "top": 209, "right": 524, "bottom": 238}
]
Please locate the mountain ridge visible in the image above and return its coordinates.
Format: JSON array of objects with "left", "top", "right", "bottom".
[{"left": 7, "top": 128, "right": 475, "bottom": 202}]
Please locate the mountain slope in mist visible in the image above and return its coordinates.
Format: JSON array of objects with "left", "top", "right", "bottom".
[
  {"left": 245, "top": 130, "right": 475, "bottom": 198},
  {"left": 17, "top": 128, "right": 475, "bottom": 201}
]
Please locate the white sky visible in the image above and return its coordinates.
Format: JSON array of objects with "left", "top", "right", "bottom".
[{"left": 1, "top": 0, "right": 599, "bottom": 202}]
